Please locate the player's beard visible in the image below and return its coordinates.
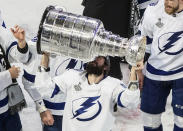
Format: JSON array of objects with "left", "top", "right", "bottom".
[
  {"left": 86, "top": 60, "right": 105, "bottom": 76},
  {"left": 165, "top": 3, "right": 179, "bottom": 14}
]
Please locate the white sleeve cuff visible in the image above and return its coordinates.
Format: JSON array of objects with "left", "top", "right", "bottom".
[
  {"left": 120, "top": 89, "right": 140, "bottom": 109},
  {"left": 35, "top": 100, "right": 47, "bottom": 113}
]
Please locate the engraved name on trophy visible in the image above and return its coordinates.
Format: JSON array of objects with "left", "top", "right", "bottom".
[{"left": 37, "top": 6, "right": 146, "bottom": 66}]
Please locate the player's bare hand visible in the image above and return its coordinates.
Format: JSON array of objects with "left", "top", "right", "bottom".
[
  {"left": 8, "top": 66, "right": 20, "bottom": 79},
  {"left": 130, "top": 61, "right": 144, "bottom": 89},
  {"left": 40, "top": 110, "right": 54, "bottom": 126},
  {"left": 136, "top": 70, "right": 144, "bottom": 90},
  {"left": 132, "top": 60, "right": 144, "bottom": 71},
  {"left": 40, "top": 52, "right": 50, "bottom": 68},
  {"left": 10, "top": 25, "right": 26, "bottom": 48}
]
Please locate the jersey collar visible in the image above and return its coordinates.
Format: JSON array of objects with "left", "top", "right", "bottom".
[{"left": 171, "top": 9, "right": 183, "bottom": 17}]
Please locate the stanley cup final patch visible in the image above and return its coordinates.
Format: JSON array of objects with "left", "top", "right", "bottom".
[
  {"left": 74, "top": 82, "right": 82, "bottom": 91},
  {"left": 156, "top": 18, "right": 164, "bottom": 28}
]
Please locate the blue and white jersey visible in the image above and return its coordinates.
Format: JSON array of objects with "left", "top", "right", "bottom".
[
  {"left": 0, "top": 23, "right": 29, "bottom": 114},
  {"left": 43, "top": 56, "right": 86, "bottom": 115},
  {"left": 137, "top": 0, "right": 159, "bottom": 17},
  {"left": 23, "top": 39, "right": 86, "bottom": 115},
  {"left": 139, "top": 1, "right": 183, "bottom": 81},
  {"left": 35, "top": 69, "right": 140, "bottom": 131}
]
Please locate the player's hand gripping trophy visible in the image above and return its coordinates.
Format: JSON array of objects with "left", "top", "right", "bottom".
[{"left": 37, "top": 6, "right": 146, "bottom": 66}]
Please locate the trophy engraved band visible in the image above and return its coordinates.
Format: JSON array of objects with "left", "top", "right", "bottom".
[{"left": 37, "top": 6, "right": 146, "bottom": 66}]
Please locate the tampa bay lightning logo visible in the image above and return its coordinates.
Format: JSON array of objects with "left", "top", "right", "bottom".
[
  {"left": 72, "top": 96, "right": 102, "bottom": 121},
  {"left": 158, "top": 31, "right": 183, "bottom": 55},
  {"left": 55, "top": 58, "right": 85, "bottom": 76}
]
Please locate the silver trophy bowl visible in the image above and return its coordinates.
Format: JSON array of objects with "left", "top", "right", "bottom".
[{"left": 37, "top": 6, "right": 146, "bottom": 66}]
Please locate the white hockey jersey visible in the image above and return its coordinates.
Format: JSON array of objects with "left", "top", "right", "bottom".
[
  {"left": 139, "top": 1, "right": 183, "bottom": 81},
  {"left": 138, "top": 0, "right": 159, "bottom": 17},
  {"left": 0, "top": 26, "right": 29, "bottom": 114},
  {"left": 35, "top": 69, "right": 140, "bottom": 131},
  {"left": 23, "top": 39, "right": 85, "bottom": 115}
]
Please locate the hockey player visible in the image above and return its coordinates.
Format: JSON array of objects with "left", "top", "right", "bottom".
[
  {"left": 22, "top": 38, "right": 86, "bottom": 131},
  {"left": 0, "top": 10, "right": 56, "bottom": 130},
  {"left": 137, "top": 0, "right": 159, "bottom": 17},
  {"left": 0, "top": 21, "right": 29, "bottom": 131},
  {"left": 35, "top": 54, "right": 142, "bottom": 131},
  {"left": 137, "top": 0, "right": 183, "bottom": 130},
  {"left": 15, "top": 38, "right": 54, "bottom": 129}
]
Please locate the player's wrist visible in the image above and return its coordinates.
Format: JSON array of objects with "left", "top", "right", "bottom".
[
  {"left": 38, "top": 106, "right": 47, "bottom": 114},
  {"left": 38, "top": 65, "right": 50, "bottom": 72},
  {"left": 18, "top": 39, "right": 26, "bottom": 48},
  {"left": 35, "top": 100, "right": 47, "bottom": 113},
  {"left": 40, "top": 53, "right": 50, "bottom": 68},
  {"left": 17, "top": 41, "right": 28, "bottom": 54},
  {"left": 130, "top": 67, "right": 136, "bottom": 74}
]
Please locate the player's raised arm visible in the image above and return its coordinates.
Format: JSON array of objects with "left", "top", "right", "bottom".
[
  {"left": 35, "top": 53, "right": 68, "bottom": 97},
  {"left": 129, "top": 60, "right": 144, "bottom": 90},
  {"left": 4, "top": 25, "right": 30, "bottom": 64},
  {"left": 116, "top": 61, "right": 144, "bottom": 109}
]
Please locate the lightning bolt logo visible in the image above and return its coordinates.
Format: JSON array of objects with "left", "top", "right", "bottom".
[
  {"left": 72, "top": 96, "right": 102, "bottom": 121},
  {"left": 159, "top": 31, "right": 183, "bottom": 54}
]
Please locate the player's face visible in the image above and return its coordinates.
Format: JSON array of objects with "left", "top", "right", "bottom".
[
  {"left": 86, "top": 56, "right": 106, "bottom": 76},
  {"left": 164, "top": 0, "right": 179, "bottom": 14}
]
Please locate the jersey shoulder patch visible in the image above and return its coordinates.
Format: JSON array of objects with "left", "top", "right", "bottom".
[{"left": 149, "top": 0, "right": 159, "bottom": 6}]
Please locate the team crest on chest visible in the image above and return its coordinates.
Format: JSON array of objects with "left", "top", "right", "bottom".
[
  {"left": 72, "top": 96, "right": 102, "bottom": 121},
  {"left": 158, "top": 31, "right": 183, "bottom": 55}
]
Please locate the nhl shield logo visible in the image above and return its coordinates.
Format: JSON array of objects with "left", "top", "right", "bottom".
[
  {"left": 74, "top": 82, "right": 82, "bottom": 91},
  {"left": 156, "top": 18, "right": 164, "bottom": 28}
]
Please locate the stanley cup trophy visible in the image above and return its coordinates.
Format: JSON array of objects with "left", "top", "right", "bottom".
[{"left": 37, "top": 6, "right": 146, "bottom": 66}]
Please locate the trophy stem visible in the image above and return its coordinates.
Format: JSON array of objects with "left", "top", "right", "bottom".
[{"left": 91, "top": 28, "right": 129, "bottom": 58}]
